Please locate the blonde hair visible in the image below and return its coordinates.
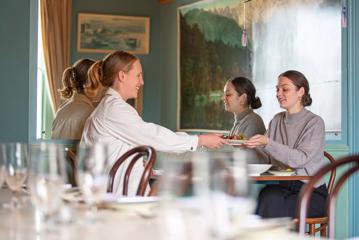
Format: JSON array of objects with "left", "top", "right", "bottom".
[
  {"left": 85, "top": 50, "right": 138, "bottom": 98},
  {"left": 59, "top": 59, "right": 95, "bottom": 99}
]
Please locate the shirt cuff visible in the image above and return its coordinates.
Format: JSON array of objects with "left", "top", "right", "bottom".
[{"left": 189, "top": 135, "right": 199, "bottom": 151}]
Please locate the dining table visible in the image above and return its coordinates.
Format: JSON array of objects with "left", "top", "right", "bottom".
[
  {"left": 0, "top": 188, "right": 310, "bottom": 240},
  {"left": 250, "top": 175, "right": 312, "bottom": 181}
]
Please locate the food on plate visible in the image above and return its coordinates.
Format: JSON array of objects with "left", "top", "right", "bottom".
[{"left": 221, "top": 133, "right": 247, "bottom": 140}]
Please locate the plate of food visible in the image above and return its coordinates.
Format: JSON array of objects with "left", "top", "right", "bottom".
[
  {"left": 268, "top": 168, "right": 296, "bottom": 176},
  {"left": 222, "top": 133, "right": 248, "bottom": 145}
]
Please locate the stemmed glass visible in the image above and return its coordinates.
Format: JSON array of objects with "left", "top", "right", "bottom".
[
  {"left": 0, "top": 145, "right": 7, "bottom": 189},
  {"left": 76, "top": 143, "right": 109, "bottom": 220},
  {"left": 3, "top": 143, "right": 28, "bottom": 209},
  {"left": 28, "top": 142, "right": 67, "bottom": 229},
  {"left": 193, "top": 149, "right": 255, "bottom": 238}
]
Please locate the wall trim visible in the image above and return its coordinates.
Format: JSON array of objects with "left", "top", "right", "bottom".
[{"left": 348, "top": 0, "right": 359, "bottom": 237}]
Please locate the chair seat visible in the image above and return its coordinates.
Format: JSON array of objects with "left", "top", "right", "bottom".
[{"left": 305, "top": 217, "right": 328, "bottom": 225}]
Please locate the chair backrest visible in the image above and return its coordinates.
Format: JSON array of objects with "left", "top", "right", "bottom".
[
  {"left": 107, "top": 146, "right": 156, "bottom": 196},
  {"left": 324, "top": 151, "right": 336, "bottom": 194},
  {"left": 296, "top": 154, "right": 359, "bottom": 238},
  {"left": 65, "top": 148, "right": 77, "bottom": 186}
]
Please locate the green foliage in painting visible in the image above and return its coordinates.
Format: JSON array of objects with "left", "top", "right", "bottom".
[{"left": 179, "top": 9, "right": 252, "bottom": 130}]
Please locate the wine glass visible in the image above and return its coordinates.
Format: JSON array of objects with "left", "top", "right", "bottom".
[
  {"left": 3, "top": 142, "right": 28, "bottom": 209},
  {"left": 28, "top": 142, "right": 66, "bottom": 229},
  {"left": 0, "top": 145, "right": 7, "bottom": 189},
  {"left": 192, "top": 149, "right": 255, "bottom": 238},
  {"left": 76, "top": 143, "right": 109, "bottom": 220}
]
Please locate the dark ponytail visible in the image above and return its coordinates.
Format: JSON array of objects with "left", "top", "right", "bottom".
[{"left": 230, "top": 77, "right": 262, "bottom": 109}]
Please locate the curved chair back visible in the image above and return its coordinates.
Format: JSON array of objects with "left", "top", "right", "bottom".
[
  {"left": 324, "top": 151, "right": 336, "bottom": 194},
  {"left": 296, "top": 154, "right": 359, "bottom": 238},
  {"left": 107, "top": 146, "right": 156, "bottom": 196},
  {"left": 66, "top": 148, "right": 78, "bottom": 186}
]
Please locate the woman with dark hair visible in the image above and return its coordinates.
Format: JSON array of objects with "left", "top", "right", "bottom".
[
  {"left": 244, "top": 70, "right": 328, "bottom": 218},
  {"left": 51, "top": 58, "right": 96, "bottom": 140},
  {"left": 223, "top": 77, "right": 266, "bottom": 139}
]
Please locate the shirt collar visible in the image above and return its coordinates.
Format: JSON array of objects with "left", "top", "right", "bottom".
[
  {"left": 106, "top": 87, "right": 125, "bottom": 101},
  {"left": 234, "top": 108, "right": 252, "bottom": 124},
  {"left": 284, "top": 108, "right": 308, "bottom": 123}
]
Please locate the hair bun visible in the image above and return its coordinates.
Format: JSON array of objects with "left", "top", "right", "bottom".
[{"left": 251, "top": 97, "right": 262, "bottom": 109}]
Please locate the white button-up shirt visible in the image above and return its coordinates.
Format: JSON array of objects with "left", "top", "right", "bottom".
[{"left": 81, "top": 88, "right": 198, "bottom": 196}]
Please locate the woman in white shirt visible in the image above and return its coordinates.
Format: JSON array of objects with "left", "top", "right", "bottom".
[{"left": 81, "top": 50, "right": 226, "bottom": 196}]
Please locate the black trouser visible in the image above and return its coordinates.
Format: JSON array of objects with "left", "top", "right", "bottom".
[{"left": 255, "top": 181, "right": 328, "bottom": 219}]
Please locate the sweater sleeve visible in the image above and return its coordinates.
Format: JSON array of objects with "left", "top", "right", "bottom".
[{"left": 263, "top": 117, "right": 325, "bottom": 169}]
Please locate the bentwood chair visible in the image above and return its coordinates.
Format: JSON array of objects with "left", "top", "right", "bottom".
[
  {"left": 304, "top": 151, "right": 336, "bottom": 237},
  {"left": 107, "top": 146, "right": 156, "bottom": 196},
  {"left": 65, "top": 148, "right": 78, "bottom": 186},
  {"left": 296, "top": 154, "right": 359, "bottom": 238}
]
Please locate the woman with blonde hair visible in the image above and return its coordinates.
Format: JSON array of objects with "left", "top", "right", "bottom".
[
  {"left": 51, "top": 58, "right": 95, "bottom": 140},
  {"left": 81, "top": 50, "right": 226, "bottom": 196}
]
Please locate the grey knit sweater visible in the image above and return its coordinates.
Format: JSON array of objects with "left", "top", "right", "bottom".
[
  {"left": 229, "top": 108, "right": 266, "bottom": 138},
  {"left": 257, "top": 108, "right": 326, "bottom": 183},
  {"left": 230, "top": 109, "right": 266, "bottom": 164}
]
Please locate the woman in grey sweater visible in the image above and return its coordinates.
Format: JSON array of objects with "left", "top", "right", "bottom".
[
  {"left": 244, "top": 70, "right": 328, "bottom": 218},
  {"left": 223, "top": 77, "right": 266, "bottom": 164},
  {"left": 223, "top": 77, "right": 266, "bottom": 139}
]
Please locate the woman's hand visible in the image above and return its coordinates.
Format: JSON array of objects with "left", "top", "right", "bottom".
[
  {"left": 198, "top": 134, "right": 227, "bottom": 149},
  {"left": 243, "top": 134, "right": 269, "bottom": 148}
]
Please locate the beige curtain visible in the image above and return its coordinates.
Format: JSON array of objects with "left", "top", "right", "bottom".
[{"left": 40, "top": 0, "right": 71, "bottom": 112}]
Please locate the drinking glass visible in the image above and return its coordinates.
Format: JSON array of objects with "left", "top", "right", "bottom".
[
  {"left": 0, "top": 145, "right": 7, "bottom": 189},
  {"left": 160, "top": 149, "right": 254, "bottom": 239},
  {"left": 159, "top": 152, "right": 212, "bottom": 240},
  {"left": 76, "top": 143, "right": 109, "bottom": 220},
  {"left": 3, "top": 142, "right": 28, "bottom": 209},
  {"left": 192, "top": 149, "right": 255, "bottom": 238},
  {"left": 28, "top": 143, "right": 67, "bottom": 227}
]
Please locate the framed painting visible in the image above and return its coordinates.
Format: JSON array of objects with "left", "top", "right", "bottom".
[
  {"left": 77, "top": 13, "right": 150, "bottom": 54},
  {"left": 177, "top": 0, "right": 252, "bottom": 132},
  {"left": 127, "top": 88, "right": 143, "bottom": 116}
]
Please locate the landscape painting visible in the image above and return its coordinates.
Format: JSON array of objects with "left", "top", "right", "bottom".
[
  {"left": 178, "top": 0, "right": 252, "bottom": 132},
  {"left": 77, "top": 13, "right": 150, "bottom": 54}
]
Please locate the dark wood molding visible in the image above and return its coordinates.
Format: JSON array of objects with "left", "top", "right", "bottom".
[{"left": 159, "top": 0, "right": 173, "bottom": 4}]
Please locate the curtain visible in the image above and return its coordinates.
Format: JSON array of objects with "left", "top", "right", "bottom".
[{"left": 40, "top": 0, "right": 71, "bottom": 112}]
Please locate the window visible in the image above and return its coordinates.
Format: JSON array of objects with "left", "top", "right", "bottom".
[
  {"left": 36, "top": 1, "right": 54, "bottom": 139},
  {"left": 251, "top": 1, "right": 342, "bottom": 134}
]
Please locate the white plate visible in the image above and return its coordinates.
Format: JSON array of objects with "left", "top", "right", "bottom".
[
  {"left": 268, "top": 170, "right": 295, "bottom": 176},
  {"left": 228, "top": 139, "right": 247, "bottom": 145},
  {"left": 152, "top": 169, "right": 164, "bottom": 177},
  {"left": 240, "top": 215, "right": 291, "bottom": 231},
  {"left": 104, "top": 194, "right": 160, "bottom": 204}
]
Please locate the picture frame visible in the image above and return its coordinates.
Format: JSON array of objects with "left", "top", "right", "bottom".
[
  {"left": 177, "top": 0, "right": 251, "bottom": 132},
  {"left": 127, "top": 88, "right": 143, "bottom": 116},
  {"left": 77, "top": 13, "right": 150, "bottom": 54}
]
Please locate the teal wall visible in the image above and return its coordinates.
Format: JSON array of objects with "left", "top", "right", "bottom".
[
  {"left": 0, "top": 0, "right": 37, "bottom": 142},
  {"left": 70, "top": 0, "right": 162, "bottom": 124}
]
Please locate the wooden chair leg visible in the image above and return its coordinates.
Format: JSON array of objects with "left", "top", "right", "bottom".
[
  {"left": 308, "top": 224, "right": 315, "bottom": 235},
  {"left": 320, "top": 223, "right": 327, "bottom": 237}
]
